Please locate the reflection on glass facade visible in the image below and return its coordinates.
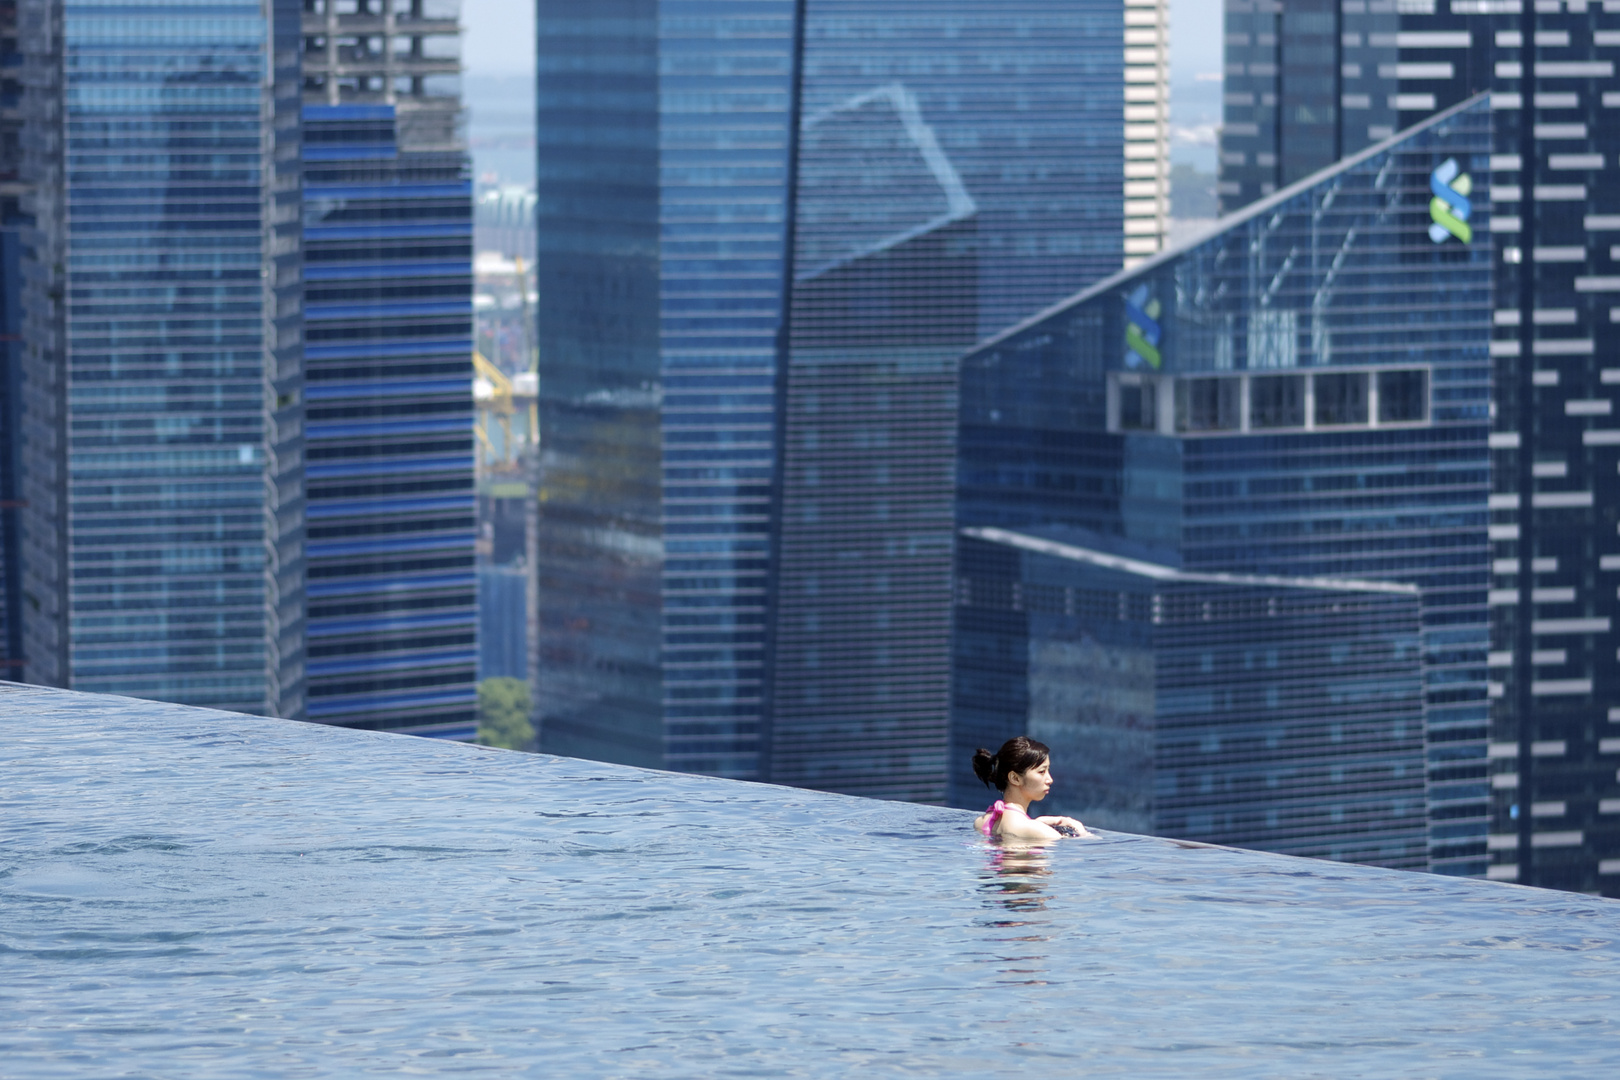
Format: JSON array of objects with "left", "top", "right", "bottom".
[
  {"left": 0, "top": 0, "right": 21, "bottom": 683},
  {"left": 301, "top": 104, "right": 476, "bottom": 737},
  {"left": 955, "top": 525, "right": 1428, "bottom": 869},
  {"left": 956, "top": 97, "right": 1494, "bottom": 872},
  {"left": 538, "top": 1, "right": 1129, "bottom": 787},
  {"left": 534, "top": 1, "right": 662, "bottom": 768},
  {"left": 656, "top": 0, "right": 798, "bottom": 778},
  {"left": 770, "top": 1, "right": 1127, "bottom": 799},
  {"left": 20, "top": 0, "right": 303, "bottom": 713}
]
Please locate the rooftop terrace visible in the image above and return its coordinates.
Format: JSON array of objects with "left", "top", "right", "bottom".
[{"left": 3, "top": 683, "right": 1617, "bottom": 1076}]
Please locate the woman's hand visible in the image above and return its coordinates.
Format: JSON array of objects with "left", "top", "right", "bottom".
[{"left": 1037, "top": 815, "right": 1091, "bottom": 837}]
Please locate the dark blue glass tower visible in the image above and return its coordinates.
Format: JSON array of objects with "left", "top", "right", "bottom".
[
  {"left": 954, "top": 97, "right": 1495, "bottom": 872},
  {"left": 300, "top": 104, "right": 477, "bottom": 737},
  {"left": 19, "top": 0, "right": 304, "bottom": 713},
  {"left": 0, "top": 0, "right": 20, "bottom": 684},
  {"left": 537, "top": 0, "right": 1130, "bottom": 793},
  {"left": 533, "top": 2, "right": 662, "bottom": 766},
  {"left": 0, "top": 228, "right": 19, "bottom": 684},
  {"left": 1475, "top": 4, "right": 1620, "bottom": 896}
]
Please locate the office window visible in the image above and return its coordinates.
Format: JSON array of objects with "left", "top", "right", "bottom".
[
  {"left": 1120, "top": 380, "right": 1159, "bottom": 431},
  {"left": 1378, "top": 369, "right": 1427, "bottom": 424},
  {"left": 1315, "top": 371, "right": 1369, "bottom": 426},
  {"left": 1177, "top": 377, "right": 1241, "bottom": 432},
  {"left": 1250, "top": 374, "right": 1306, "bottom": 429}
]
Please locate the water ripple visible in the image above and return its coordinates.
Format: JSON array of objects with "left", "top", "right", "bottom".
[{"left": 2, "top": 687, "right": 1618, "bottom": 1077}]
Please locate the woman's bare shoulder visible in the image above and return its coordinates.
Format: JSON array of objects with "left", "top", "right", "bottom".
[{"left": 998, "top": 809, "right": 1060, "bottom": 840}]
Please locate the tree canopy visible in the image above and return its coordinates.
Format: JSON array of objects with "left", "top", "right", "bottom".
[{"left": 476, "top": 677, "right": 535, "bottom": 752}]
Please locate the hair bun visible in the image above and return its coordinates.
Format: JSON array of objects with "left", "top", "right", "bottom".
[{"left": 971, "top": 747, "right": 996, "bottom": 786}]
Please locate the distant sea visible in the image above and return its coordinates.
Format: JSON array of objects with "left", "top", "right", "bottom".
[{"left": 466, "top": 73, "right": 534, "bottom": 191}]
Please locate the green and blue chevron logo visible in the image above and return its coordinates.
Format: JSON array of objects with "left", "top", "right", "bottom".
[
  {"left": 1124, "top": 284, "right": 1162, "bottom": 369},
  {"left": 1428, "top": 157, "right": 1472, "bottom": 244}
]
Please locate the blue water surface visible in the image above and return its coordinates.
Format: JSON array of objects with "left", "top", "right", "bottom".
[{"left": 2, "top": 684, "right": 1617, "bottom": 1077}]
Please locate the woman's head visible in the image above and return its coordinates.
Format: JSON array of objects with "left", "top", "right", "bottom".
[{"left": 972, "top": 736, "right": 1051, "bottom": 794}]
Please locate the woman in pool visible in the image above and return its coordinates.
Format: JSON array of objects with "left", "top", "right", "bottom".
[{"left": 972, "top": 736, "right": 1092, "bottom": 841}]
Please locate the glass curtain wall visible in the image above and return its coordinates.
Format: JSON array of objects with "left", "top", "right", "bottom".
[
  {"left": 1484, "top": 5, "right": 1620, "bottom": 896},
  {"left": 1219, "top": 0, "right": 1500, "bottom": 217},
  {"left": 538, "top": 0, "right": 1127, "bottom": 785},
  {"left": 768, "top": 0, "right": 1126, "bottom": 800},
  {"left": 656, "top": 0, "right": 798, "bottom": 778},
  {"left": 0, "top": 0, "right": 21, "bottom": 685},
  {"left": 20, "top": 0, "right": 291, "bottom": 711},
  {"left": 301, "top": 104, "right": 477, "bottom": 737},
  {"left": 533, "top": 1, "right": 663, "bottom": 767}
]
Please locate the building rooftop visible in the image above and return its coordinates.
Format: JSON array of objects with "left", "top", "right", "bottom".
[
  {"left": 965, "top": 525, "right": 1421, "bottom": 595},
  {"left": 968, "top": 91, "right": 1490, "bottom": 359},
  {"left": 3, "top": 682, "right": 1617, "bottom": 1075}
]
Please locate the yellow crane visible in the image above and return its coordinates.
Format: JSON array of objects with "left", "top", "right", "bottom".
[
  {"left": 516, "top": 255, "right": 537, "bottom": 447},
  {"left": 472, "top": 256, "right": 539, "bottom": 470},
  {"left": 472, "top": 348, "right": 514, "bottom": 463}
]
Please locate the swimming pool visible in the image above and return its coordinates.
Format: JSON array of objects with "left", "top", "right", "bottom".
[{"left": 2, "top": 683, "right": 1616, "bottom": 1076}]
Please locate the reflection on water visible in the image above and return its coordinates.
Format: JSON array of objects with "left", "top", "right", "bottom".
[
  {"left": 3, "top": 685, "right": 1620, "bottom": 1078},
  {"left": 981, "top": 842, "right": 1053, "bottom": 917},
  {"left": 980, "top": 842, "right": 1056, "bottom": 985}
]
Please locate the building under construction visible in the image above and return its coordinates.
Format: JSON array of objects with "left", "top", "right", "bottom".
[{"left": 299, "top": 0, "right": 478, "bottom": 737}]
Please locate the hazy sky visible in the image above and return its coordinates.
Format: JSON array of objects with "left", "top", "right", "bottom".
[
  {"left": 463, "top": 0, "right": 533, "bottom": 77},
  {"left": 463, "top": 0, "right": 1223, "bottom": 81}
]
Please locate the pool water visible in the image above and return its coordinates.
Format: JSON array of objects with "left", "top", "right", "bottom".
[{"left": 2, "top": 684, "right": 1618, "bottom": 1077}]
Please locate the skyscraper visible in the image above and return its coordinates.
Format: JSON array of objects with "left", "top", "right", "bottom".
[
  {"left": 954, "top": 97, "right": 1496, "bottom": 874},
  {"left": 18, "top": 0, "right": 304, "bottom": 714},
  {"left": 1218, "top": 0, "right": 1493, "bottom": 215},
  {"left": 536, "top": 1, "right": 1147, "bottom": 787},
  {"left": 298, "top": 4, "right": 477, "bottom": 737},
  {"left": 1126, "top": 0, "right": 1171, "bottom": 264},
  {"left": 0, "top": 0, "right": 23, "bottom": 685},
  {"left": 1476, "top": 3, "right": 1620, "bottom": 895}
]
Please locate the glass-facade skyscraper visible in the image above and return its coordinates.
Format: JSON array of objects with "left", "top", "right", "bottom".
[
  {"left": 299, "top": 105, "right": 476, "bottom": 737},
  {"left": 297, "top": 2, "right": 477, "bottom": 738},
  {"left": 1219, "top": 0, "right": 1494, "bottom": 215},
  {"left": 19, "top": 0, "right": 305, "bottom": 714},
  {"left": 0, "top": 0, "right": 22, "bottom": 685},
  {"left": 954, "top": 97, "right": 1495, "bottom": 874},
  {"left": 1224, "top": 0, "right": 1620, "bottom": 895},
  {"left": 1476, "top": 3, "right": 1620, "bottom": 896},
  {"left": 536, "top": 0, "right": 1140, "bottom": 790}
]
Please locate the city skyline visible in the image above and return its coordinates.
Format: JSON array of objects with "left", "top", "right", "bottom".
[{"left": 0, "top": 0, "right": 1617, "bottom": 898}]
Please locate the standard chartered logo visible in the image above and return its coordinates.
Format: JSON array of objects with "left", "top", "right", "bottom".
[
  {"left": 1428, "top": 157, "right": 1472, "bottom": 244},
  {"left": 1124, "top": 284, "right": 1162, "bottom": 369}
]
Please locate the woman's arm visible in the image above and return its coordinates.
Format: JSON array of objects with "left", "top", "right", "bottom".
[
  {"left": 1037, "top": 815, "right": 1093, "bottom": 837},
  {"left": 997, "top": 812, "right": 1063, "bottom": 841}
]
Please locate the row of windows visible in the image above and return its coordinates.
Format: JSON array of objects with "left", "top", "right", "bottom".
[{"left": 1112, "top": 368, "right": 1431, "bottom": 436}]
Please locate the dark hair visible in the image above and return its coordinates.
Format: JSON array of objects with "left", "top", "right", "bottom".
[{"left": 971, "top": 736, "right": 1050, "bottom": 792}]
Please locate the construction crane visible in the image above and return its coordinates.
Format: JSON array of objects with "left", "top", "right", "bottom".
[
  {"left": 472, "top": 348, "right": 513, "bottom": 463},
  {"left": 472, "top": 255, "right": 539, "bottom": 469}
]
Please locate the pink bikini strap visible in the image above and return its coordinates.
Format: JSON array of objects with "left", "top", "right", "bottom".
[{"left": 980, "top": 799, "right": 1007, "bottom": 837}]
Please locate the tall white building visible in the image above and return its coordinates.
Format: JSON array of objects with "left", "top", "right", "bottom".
[{"left": 1124, "top": 0, "right": 1170, "bottom": 265}]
